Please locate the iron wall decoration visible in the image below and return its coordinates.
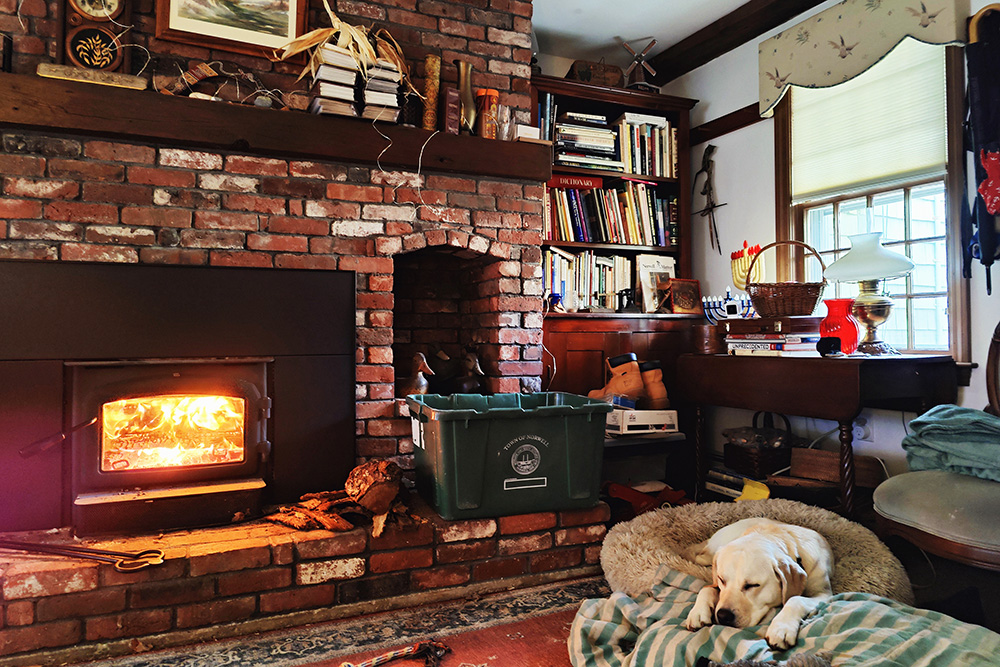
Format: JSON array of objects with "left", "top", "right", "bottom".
[
  {"left": 66, "top": 25, "right": 123, "bottom": 70},
  {"left": 64, "top": 0, "right": 129, "bottom": 71}
]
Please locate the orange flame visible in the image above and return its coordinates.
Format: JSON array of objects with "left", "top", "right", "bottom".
[{"left": 101, "top": 395, "right": 246, "bottom": 471}]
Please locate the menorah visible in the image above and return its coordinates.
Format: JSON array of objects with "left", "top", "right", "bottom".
[
  {"left": 702, "top": 287, "right": 755, "bottom": 325},
  {"left": 731, "top": 240, "right": 762, "bottom": 291}
]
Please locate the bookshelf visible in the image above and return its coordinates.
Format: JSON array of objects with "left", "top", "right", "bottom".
[{"left": 531, "top": 75, "right": 697, "bottom": 314}]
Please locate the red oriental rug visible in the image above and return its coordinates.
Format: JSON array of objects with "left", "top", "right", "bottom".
[
  {"left": 72, "top": 577, "right": 608, "bottom": 667},
  {"left": 322, "top": 607, "right": 578, "bottom": 667}
]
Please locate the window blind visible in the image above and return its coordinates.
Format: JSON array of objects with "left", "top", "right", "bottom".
[{"left": 791, "top": 38, "right": 947, "bottom": 204}]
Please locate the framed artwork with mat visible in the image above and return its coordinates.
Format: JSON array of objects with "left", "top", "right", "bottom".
[{"left": 155, "top": 0, "right": 307, "bottom": 58}]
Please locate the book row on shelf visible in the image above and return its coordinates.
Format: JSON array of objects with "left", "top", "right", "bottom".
[
  {"left": 543, "top": 248, "right": 632, "bottom": 312},
  {"left": 544, "top": 174, "right": 679, "bottom": 247},
  {"left": 308, "top": 43, "right": 403, "bottom": 121},
  {"left": 537, "top": 97, "right": 678, "bottom": 178}
]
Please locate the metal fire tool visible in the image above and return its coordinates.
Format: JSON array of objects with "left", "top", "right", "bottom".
[{"left": 0, "top": 539, "right": 165, "bottom": 572}]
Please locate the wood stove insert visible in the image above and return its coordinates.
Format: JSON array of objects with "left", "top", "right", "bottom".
[
  {"left": 0, "top": 260, "right": 355, "bottom": 535},
  {"left": 68, "top": 358, "right": 272, "bottom": 535}
]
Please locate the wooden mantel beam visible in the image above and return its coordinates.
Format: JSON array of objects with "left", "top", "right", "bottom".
[
  {"left": 649, "top": 0, "right": 828, "bottom": 85},
  {"left": 0, "top": 72, "right": 552, "bottom": 183}
]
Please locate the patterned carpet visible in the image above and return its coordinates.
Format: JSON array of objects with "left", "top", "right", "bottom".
[{"left": 74, "top": 577, "right": 610, "bottom": 667}]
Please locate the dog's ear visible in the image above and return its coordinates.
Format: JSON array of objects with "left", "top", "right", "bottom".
[
  {"left": 773, "top": 555, "right": 807, "bottom": 602},
  {"left": 684, "top": 539, "right": 713, "bottom": 566}
]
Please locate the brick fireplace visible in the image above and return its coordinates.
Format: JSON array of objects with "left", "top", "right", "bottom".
[{"left": 0, "top": 1, "right": 612, "bottom": 662}]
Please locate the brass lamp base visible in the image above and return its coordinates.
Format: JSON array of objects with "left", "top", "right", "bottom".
[{"left": 851, "top": 279, "right": 900, "bottom": 356}]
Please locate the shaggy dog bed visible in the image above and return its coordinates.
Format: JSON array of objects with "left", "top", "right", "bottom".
[{"left": 600, "top": 499, "right": 914, "bottom": 605}]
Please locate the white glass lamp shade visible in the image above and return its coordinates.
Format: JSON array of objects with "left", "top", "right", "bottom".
[{"left": 823, "top": 232, "right": 914, "bottom": 282}]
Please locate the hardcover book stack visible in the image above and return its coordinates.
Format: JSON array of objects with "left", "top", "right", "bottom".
[
  {"left": 614, "top": 111, "right": 677, "bottom": 178},
  {"left": 725, "top": 331, "right": 821, "bottom": 356},
  {"left": 553, "top": 112, "right": 624, "bottom": 172},
  {"left": 360, "top": 58, "right": 402, "bottom": 122},
  {"left": 308, "top": 44, "right": 361, "bottom": 118}
]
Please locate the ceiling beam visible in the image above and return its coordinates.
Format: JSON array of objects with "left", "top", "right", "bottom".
[{"left": 649, "top": 0, "right": 828, "bottom": 85}]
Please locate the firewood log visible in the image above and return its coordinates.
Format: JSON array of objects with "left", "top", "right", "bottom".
[{"left": 345, "top": 460, "right": 402, "bottom": 515}]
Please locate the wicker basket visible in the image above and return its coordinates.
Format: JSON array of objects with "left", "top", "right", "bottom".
[{"left": 745, "top": 240, "right": 826, "bottom": 318}]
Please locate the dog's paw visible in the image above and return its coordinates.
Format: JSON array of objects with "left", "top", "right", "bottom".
[
  {"left": 765, "top": 617, "right": 799, "bottom": 650},
  {"left": 683, "top": 604, "right": 714, "bottom": 631}
]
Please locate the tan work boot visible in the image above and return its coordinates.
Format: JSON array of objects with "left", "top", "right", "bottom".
[
  {"left": 639, "top": 360, "right": 670, "bottom": 410},
  {"left": 588, "top": 353, "right": 646, "bottom": 404}
]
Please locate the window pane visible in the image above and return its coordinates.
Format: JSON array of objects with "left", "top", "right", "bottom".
[
  {"left": 911, "top": 296, "right": 950, "bottom": 350},
  {"left": 910, "top": 239, "right": 947, "bottom": 293},
  {"left": 879, "top": 297, "right": 908, "bottom": 349},
  {"left": 871, "top": 190, "right": 905, "bottom": 242},
  {"left": 838, "top": 198, "right": 868, "bottom": 238},
  {"left": 805, "top": 205, "right": 834, "bottom": 252},
  {"left": 910, "top": 182, "right": 947, "bottom": 239}
]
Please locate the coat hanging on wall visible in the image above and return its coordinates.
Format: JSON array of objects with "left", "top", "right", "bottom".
[{"left": 964, "top": 4, "right": 1000, "bottom": 294}]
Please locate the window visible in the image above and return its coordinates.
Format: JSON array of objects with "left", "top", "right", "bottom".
[
  {"left": 780, "top": 38, "right": 966, "bottom": 357},
  {"left": 800, "top": 181, "right": 948, "bottom": 351}
]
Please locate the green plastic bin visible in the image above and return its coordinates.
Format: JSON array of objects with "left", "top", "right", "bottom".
[{"left": 405, "top": 392, "right": 613, "bottom": 520}]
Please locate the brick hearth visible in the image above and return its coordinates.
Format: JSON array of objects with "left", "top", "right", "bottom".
[{"left": 0, "top": 498, "right": 608, "bottom": 664}]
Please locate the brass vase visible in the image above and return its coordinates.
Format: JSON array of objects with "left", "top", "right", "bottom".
[{"left": 454, "top": 59, "right": 476, "bottom": 134}]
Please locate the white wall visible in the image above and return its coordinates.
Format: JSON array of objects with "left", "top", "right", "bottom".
[{"left": 648, "top": 0, "right": 1000, "bottom": 473}]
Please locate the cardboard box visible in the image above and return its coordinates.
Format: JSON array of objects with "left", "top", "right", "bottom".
[{"left": 606, "top": 408, "right": 679, "bottom": 435}]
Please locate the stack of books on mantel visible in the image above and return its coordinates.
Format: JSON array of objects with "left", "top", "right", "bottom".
[
  {"left": 553, "top": 111, "right": 624, "bottom": 172},
  {"left": 359, "top": 58, "right": 402, "bottom": 122},
  {"left": 308, "top": 44, "right": 361, "bottom": 118},
  {"left": 725, "top": 331, "right": 821, "bottom": 356}
]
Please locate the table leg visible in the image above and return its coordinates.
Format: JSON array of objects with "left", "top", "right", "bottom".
[
  {"left": 838, "top": 421, "right": 857, "bottom": 518},
  {"left": 694, "top": 404, "right": 706, "bottom": 502}
]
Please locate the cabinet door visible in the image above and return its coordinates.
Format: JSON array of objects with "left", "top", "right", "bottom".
[{"left": 543, "top": 330, "right": 622, "bottom": 395}]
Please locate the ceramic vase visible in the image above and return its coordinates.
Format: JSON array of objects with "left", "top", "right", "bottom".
[
  {"left": 819, "top": 298, "right": 861, "bottom": 354},
  {"left": 454, "top": 59, "right": 476, "bottom": 134}
]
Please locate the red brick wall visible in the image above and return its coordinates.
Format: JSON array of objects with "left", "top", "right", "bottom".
[
  {"left": 0, "top": 1, "right": 545, "bottom": 474},
  {"left": 1, "top": 0, "right": 534, "bottom": 116}
]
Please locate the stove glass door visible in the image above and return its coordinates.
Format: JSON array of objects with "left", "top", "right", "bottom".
[{"left": 100, "top": 394, "right": 246, "bottom": 472}]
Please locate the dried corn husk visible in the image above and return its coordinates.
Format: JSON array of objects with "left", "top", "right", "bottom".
[
  {"left": 272, "top": 0, "right": 416, "bottom": 96},
  {"left": 272, "top": 0, "right": 377, "bottom": 80}
]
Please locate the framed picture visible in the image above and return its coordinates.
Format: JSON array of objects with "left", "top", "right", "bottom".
[
  {"left": 635, "top": 254, "right": 676, "bottom": 313},
  {"left": 155, "top": 0, "right": 307, "bottom": 58},
  {"left": 668, "top": 278, "right": 703, "bottom": 315}
]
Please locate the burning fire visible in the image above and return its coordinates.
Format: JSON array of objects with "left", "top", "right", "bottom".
[{"left": 101, "top": 395, "right": 246, "bottom": 471}]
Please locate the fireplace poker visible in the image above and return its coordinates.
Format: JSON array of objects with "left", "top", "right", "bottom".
[
  {"left": 18, "top": 416, "right": 98, "bottom": 459},
  {"left": 0, "top": 539, "right": 165, "bottom": 572}
]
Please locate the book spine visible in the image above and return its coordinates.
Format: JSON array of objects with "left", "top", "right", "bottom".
[
  {"left": 727, "top": 341, "right": 818, "bottom": 351},
  {"left": 567, "top": 189, "right": 585, "bottom": 242},
  {"left": 704, "top": 481, "right": 742, "bottom": 498},
  {"left": 725, "top": 334, "right": 821, "bottom": 343}
]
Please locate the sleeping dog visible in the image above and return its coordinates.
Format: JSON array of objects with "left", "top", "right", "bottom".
[{"left": 682, "top": 517, "right": 834, "bottom": 649}]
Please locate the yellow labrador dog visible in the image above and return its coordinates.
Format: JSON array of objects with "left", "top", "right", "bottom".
[{"left": 682, "top": 517, "right": 834, "bottom": 649}]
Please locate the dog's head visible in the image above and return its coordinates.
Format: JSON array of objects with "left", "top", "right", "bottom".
[{"left": 711, "top": 532, "right": 807, "bottom": 628}]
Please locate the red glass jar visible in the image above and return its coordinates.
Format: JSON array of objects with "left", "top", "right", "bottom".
[{"left": 819, "top": 298, "right": 861, "bottom": 355}]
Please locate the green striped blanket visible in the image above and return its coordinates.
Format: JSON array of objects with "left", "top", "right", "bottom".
[{"left": 569, "top": 566, "right": 1000, "bottom": 666}]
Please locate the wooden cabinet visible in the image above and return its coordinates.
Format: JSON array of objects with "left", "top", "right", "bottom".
[
  {"left": 531, "top": 75, "right": 697, "bottom": 314},
  {"left": 542, "top": 313, "right": 702, "bottom": 398}
]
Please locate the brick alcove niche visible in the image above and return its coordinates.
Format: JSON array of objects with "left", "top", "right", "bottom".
[{"left": 392, "top": 240, "right": 545, "bottom": 402}]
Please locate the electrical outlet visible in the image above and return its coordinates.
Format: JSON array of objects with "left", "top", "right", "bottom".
[{"left": 852, "top": 414, "right": 874, "bottom": 443}]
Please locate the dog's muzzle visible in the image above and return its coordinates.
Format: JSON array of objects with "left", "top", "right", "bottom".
[{"left": 715, "top": 608, "right": 736, "bottom": 627}]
